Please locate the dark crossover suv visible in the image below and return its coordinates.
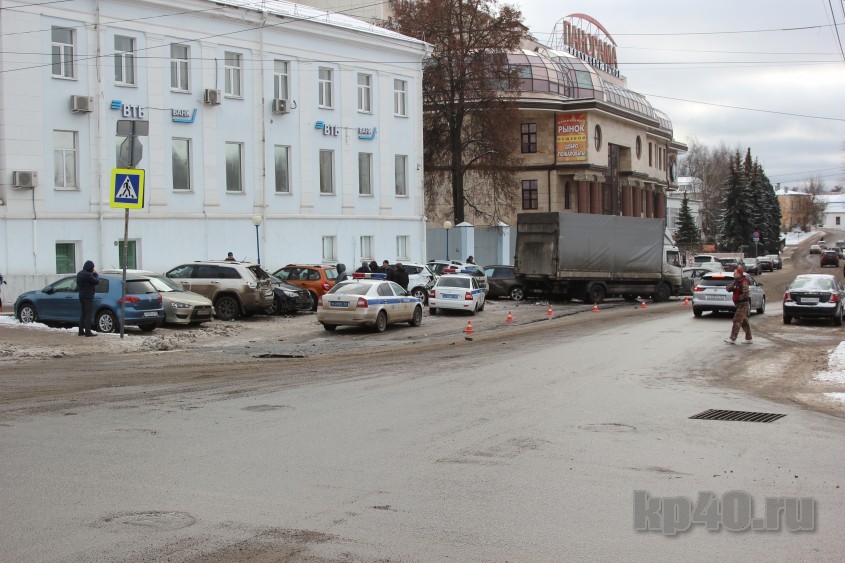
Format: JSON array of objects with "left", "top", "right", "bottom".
[
  {"left": 820, "top": 250, "right": 840, "bottom": 268},
  {"left": 483, "top": 265, "right": 524, "bottom": 300}
]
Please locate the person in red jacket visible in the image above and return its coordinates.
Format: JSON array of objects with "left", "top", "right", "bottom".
[{"left": 725, "top": 267, "right": 752, "bottom": 344}]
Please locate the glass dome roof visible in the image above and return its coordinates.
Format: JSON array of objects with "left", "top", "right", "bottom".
[{"left": 506, "top": 47, "right": 673, "bottom": 134}]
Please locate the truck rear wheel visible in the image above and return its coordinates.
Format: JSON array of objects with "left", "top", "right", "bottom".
[
  {"left": 652, "top": 283, "right": 671, "bottom": 302},
  {"left": 585, "top": 283, "right": 606, "bottom": 304}
]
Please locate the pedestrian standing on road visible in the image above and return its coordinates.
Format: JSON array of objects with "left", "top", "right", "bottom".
[
  {"left": 393, "top": 263, "right": 409, "bottom": 291},
  {"left": 369, "top": 260, "right": 381, "bottom": 273},
  {"left": 466, "top": 255, "right": 475, "bottom": 264},
  {"left": 725, "top": 266, "right": 752, "bottom": 344},
  {"left": 76, "top": 260, "right": 100, "bottom": 337},
  {"left": 335, "top": 263, "right": 348, "bottom": 283},
  {"left": 0, "top": 271, "right": 7, "bottom": 310},
  {"left": 356, "top": 261, "right": 370, "bottom": 274}
]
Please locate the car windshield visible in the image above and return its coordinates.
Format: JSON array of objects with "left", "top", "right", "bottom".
[
  {"left": 791, "top": 277, "right": 835, "bottom": 291},
  {"left": 125, "top": 280, "right": 158, "bottom": 294},
  {"left": 437, "top": 276, "right": 471, "bottom": 289},
  {"left": 328, "top": 282, "right": 371, "bottom": 295},
  {"left": 146, "top": 276, "right": 183, "bottom": 292}
]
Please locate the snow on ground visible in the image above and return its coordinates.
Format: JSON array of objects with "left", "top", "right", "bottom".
[
  {"left": 825, "top": 393, "right": 845, "bottom": 404},
  {"left": 782, "top": 231, "right": 818, "bottom": 246},
  {"left": 814, "top": 341, "right": 845, "bottom": 384}
]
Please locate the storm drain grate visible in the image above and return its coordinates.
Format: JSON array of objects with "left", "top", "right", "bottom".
[{"left": 690, "top": 409, "right": 786, "bottom": 423}]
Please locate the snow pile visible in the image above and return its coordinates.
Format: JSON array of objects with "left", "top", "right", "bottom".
[
  {"left": 814, "top": 342, "right": 845, "bottom": 384},
  {"left": 782, "top": 231, "right": 816, "bottom": 246}
]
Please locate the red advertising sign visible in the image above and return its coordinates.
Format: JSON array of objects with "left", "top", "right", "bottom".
[{"left": 556, "top": 113, "right": 588, "bottom": 163}]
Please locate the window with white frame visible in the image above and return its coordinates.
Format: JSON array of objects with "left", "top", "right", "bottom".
[
  {"left": 322, "top": 236, "right": 337, "bottom": 261},
  {"left": 172, "top": 138, "right": 191, "bottom": 191},
  {"left": 360, "top": 236, "right": 373, "bottom": 260},
  {"left": 319, "top": 150, "right": 334, "bottom": 194},
  {"left": 55, "top": 242, "right": 77, "bottom": 274},
  {"left": 51, "top": 27, "right": 75, "bottom": 79},
  {"left": 394, "top": 79, "right": 407, "bottom": 117},
  {"left": 395, "top": 154, "right": 408, "bottom": 196},
  {"left": 357, "top": 73, "right": 372, "bottom": 112},
  {"left": 225, "top": 142, "right": 243, "bottom": 192},
  {"left": 274, "top": 145, "right": 290, "bottom": 194},
  {"left": 358, "top": 152, "right": 372, "bottom": 195},
  {"left": 273, "top": 60, "right": 289, "bottom": 100},
  {"left": 54, "top": 130, "right": 78, "bottom": 189},
  {"left": 224, "top": 51, "right": 242, "bottom": 97},
  {"left": 170, "top": 43, "right": 189, "bottom": 91},
  {"left": 114, "top": 36, "right": 136, "bottom": 85},
  {"left": 318, "top": 67, "right": 333, "bottom": 108},
  {"left": 396, "top": 235, "right": 409, "bottom": 260}
]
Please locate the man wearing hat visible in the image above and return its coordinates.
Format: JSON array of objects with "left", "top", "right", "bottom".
[{"left": 725, "top": 266, "right": 752, "bottom": 344}]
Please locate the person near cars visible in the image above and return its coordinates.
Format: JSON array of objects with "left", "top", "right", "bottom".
[
  {"left": 466, "top": 256, "right": 475, "bottom": 264},
  {"left": 335, "top": 263, "right": 348, "bottom": 283},
  {"left": 393, "top": 263, "right": 409, "bottom": 290},
  {"left": 225, "top": 252, "right": 236, "bottom": 261},
  {"left": 356, "top": 261, "right": 371, "bottom": 274},
  {"left": 369, "top": 260, "right": 381, "bottom": 273},
  {"left": 76, "top": 260, "right": 100, "bottom": 337},
  {"left": 724, "top": 266, "right": 752, "bottom": 344},
  {"left": 0, "top": 271, "right": 6, "bottom": 310}
]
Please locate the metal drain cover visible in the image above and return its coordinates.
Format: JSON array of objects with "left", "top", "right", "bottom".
[{"left": 690, "top": 409, "right": 785, "bottom": 423}]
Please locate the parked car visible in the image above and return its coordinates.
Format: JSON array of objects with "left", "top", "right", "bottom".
[
  {"left": 783, "top": 274, "right": 845, "bottom": 326},
  {"left": 317, "top": 273, "right": 423, "bottom": 332},
  {"left": 427, "top": 259, "right": 465, "bottom": 276},
  {"left": 401, "top": 262, "right": 438, "bottom": 303},
  {"left": 763, "top": 254, "right": 782, "bottom": 270},
  {"left": 428, "top": 274, "right": 486, "bottom": 315},
  {"left": 818, "top": 240, "right": 828, "bottom": 249},
  {"left": 483, "top": 265, "right": 524, "bottom": 300},
  {"left": 442, "top": 263, "right": 489, "bottom": 293},
  {"left": 820, "top": 250, "right": 840, "bottom": 268},
  {"left": 272, "top": 264, "right": 338, "bottom": 310},
  {"left": 718, "top": 257, "right": 741, "bottom": 272},
  {"left": 165, "top": 261, "right": 274, "bottom": 321},
  {"left": 757, "top": 256, "right": 774, "bottom": 272},
  {"left": 692, "top": 271, "right": 766, "bottom": 318},
  {"left": 692, "top": 255, "right": 721, "bottom": 265},
  {"left": 741, "top": 257, "right": 761, "bottom": 275},
  {"left": 102, "top": 269, "right": 213, "bottom": 325},
  {"left": 681, "top": 267, "right": 714, "bottom": 296},
  {"left": 14, "top": 273, "right": 164, "bottom": 333},
  {"left": 265, "top": 274, "right": 314, "bottom": 315},
  {"left": 809, "top": 244, "right": 822, "bottom": 254}
]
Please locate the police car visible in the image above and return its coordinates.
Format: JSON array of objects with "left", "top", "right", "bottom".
[
  {"left": 442, "top": 264, "right": 488, "bottom": 293},
  {"left": 317, "top": 273, "right": 423, "bottom": 332},
  {"left": 428, "top": 274, "right": 486, "bottom": 315}
]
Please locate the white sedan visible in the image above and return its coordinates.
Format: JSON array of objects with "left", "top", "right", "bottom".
[
  {"left": 317, "top": 274, "right": 423, "bottom": 332},
  {"left": 428, "top": 274, "right": 486, "bottom": 315}
]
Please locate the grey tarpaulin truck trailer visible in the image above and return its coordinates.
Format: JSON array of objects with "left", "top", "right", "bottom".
[{"left": 514, "top": 212, "right": 681, "bottom": 303}]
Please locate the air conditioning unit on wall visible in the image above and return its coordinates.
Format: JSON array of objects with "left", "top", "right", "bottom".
[
  {"left": 203, "top": 89, "right": 222, "bottom": 105},
  {"left": 13, "top": 170, "right": 38, "bottom": 189},
  {"left": 271, "top": 99, "right": 289, "bottom": 114},
  {"left": 70, "top": 95, "right": 93, "bottom": 113}
]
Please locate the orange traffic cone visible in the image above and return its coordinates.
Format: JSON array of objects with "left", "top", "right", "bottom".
[
  {"left": 506, "top": 311, "right": 513, "bottom": 323},
  {"left": 683, "top": 296, "right": 690, "bottom": 306},
  {"left": 546, "top": 305, "right": 553, "bottom": 318},
  {"left": 592, "top": 302, "right": 599, "bottom": 312},
  {"left": 464, "top": 320, "right": 475, "bottom": 335},
  {"left": 640, "top": 300, "right": 647, "bottom": 309}
]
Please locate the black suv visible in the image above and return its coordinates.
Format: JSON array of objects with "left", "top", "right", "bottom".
[
  {"left": 820, "top": 250, "right": 840, "bottom": 268},
  {"left": 483, "top": 265, "right": 524, "bottom": 301}
]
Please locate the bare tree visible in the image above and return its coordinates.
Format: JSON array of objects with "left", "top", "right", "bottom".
[
  {"left": 679, "top": 138, "right": 734, "bottom": 241},
  {"left": 801, "top": 177, "right": 828, "bottom": 227}
]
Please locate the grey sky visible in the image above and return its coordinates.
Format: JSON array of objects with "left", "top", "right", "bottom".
[{"left": 516, "top": 0, "right": 845, "bottom": 188}]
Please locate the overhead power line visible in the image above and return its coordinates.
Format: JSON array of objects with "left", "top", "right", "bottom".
[{"left": 640, "top": 92, "right": 845, "bottom": 122}]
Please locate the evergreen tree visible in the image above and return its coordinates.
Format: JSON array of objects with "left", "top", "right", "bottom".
[
  {"left": 718, "top": 151, "right": 752, "bottom": 252},
  {"left": 674, "top": 194, "right": 701, "bottom": 261},
  {"left": 760, "top": 172, "right": 782, "bottom": 253}
]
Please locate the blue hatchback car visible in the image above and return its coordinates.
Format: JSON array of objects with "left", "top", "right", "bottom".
[{"left": 14, "top": 273, "right": 164, "bottom": 333}]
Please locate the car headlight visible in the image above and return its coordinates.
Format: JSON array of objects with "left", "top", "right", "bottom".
[
  {"left": 283, "top": 290, "right": 298, "bottom": 298},
  {"left": 169, "top": 301, "right": 191, "bottom": 309}
]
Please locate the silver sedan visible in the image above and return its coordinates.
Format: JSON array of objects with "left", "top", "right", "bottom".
[{"left": 317, "top": 275, "right": 423, "bottom": 332}]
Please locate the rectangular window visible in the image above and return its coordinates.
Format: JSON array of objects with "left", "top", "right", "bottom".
[
  {"left": 273, "top": 59, "right": 289, "bottom": 100},
  {"left": 51, "top": 27, "right": 75, "bottom": 78},
  {"left": 358, "top": 73, "right": 372, "bottom": 112},
  {"left": 54, "top": 130, "right": 78, "bottom": 189},
  {"left": 274, "top": 145, "right": 290, "bottom": 193},
  {"left": 225, "top": 142, "right": 243, "bottom": 192},
  {"left": 322, "top": 236, "right": 337, "bottom": 261},
  {"left": 170, "top": 44, "right": 189, "bottom": 91},
  {"left": 395, "top": 155, "right": 407, "bottom": 196},
  {"left": 648, "top": 142, "right": 653, "bottom": 167},
  {"left": 394, "top": 79, "right": 407, "bottom": 116},
  {"left": 318, "top": 67, "right": 333, "bottom": 108},
  {"left": 360, "top": 236, "right": 373, "bottom": 260},
  {"left": 396, "top": 236, "right": 409, "bottom": 260},
  {"left": 837, "top": 217, "right": 841, "bottom": 226},
  {"left": 224, "top": 51, "right": 242, "bottom": 97},
  {"left": 114, "top": 35, "right": 136, "bottom": 85},
  {"left": 358, "top": 152, "right": 373, "bottom": 195},
  {"left": 55, "top": 242, "right": 76, "bottom": 274},
  {"left": 521, "top": 123, "right": 537, "bottom": 153},
  {"left": 172, "top": 138, "right": 191, "bottom": 191},
  {"left": 319, "top": 150, "right": 334, "bottom": 194},
  {"left": 117, "top": 240, "right": 138, "bottom": 269},
  {"left": 522, "top": 179, "right": 538, "bottom": 210}
]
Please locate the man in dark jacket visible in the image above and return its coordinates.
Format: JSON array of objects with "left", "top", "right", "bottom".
[
  {"left": 76, "top": 260, "right": 99, "bottom": 336},
  {"left": 393, "top": 263, "right": 409, "bottom": 291},
  {"left": 335, "top": 263, "right": 348, "bottom": 283},
  {"left": 355, "top": 261, "right": 370, "bottom": 274}
]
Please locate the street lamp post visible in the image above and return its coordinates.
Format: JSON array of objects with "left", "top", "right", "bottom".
[
  {"left": 443, "top": 220, "right": 453, "bottom": 260},
  {"left": 252, "top": 215, "right": 263, "bottom": 265}
]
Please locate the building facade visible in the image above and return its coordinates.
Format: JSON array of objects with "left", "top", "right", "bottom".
[{"left": 0, "top": 0, "right": 430, "bottom": 296}]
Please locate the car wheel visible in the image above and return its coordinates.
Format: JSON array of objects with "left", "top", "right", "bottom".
[
  {"left": 783, "top": 314, "right": 792, "bottom": 325},
  {"left": 139, "top": 323, "right": 157, "bottom": 332},
  {"left": 264, "top": 296, "right": 281, "bottom": 316},
  {"left": 693, "top": 308, "right": 703, "bottom": 318},
  {"left": 374, "top": 310, "right": 388, "bottom": 333},
  {"left": 756, "top": 298, "right": 765, "bottom": 315},
  {"left": 322, "top": 323, "right": 337, "bottom": 331},
  {"left": 409, "top": 306, "right": 423, "bottom": 327},
  {"left": 18, "top": 303, "right": 37, "bottom": 323},
  {"left": 96, "top": 310, "right": 118, "bottom": 333},
  {"left": 509, "top": 286, "right": 525, "bottom": 301},
  {"left": 429, "top": 307, "right": 438, "bottom": 316},
  {"left": 836, "top": 307, "right": 843, "bottom": 327},
  {"left": 586, "top": 283, "right": 606, "bottom": 304},
  {"left": 478, "top": 299, "right": 485, "bottom": 312},
  {"left": 411, "top": 287, "right": 428, "bottom": 303},
  {"left": 214, "top": 296, "right": 239, "bottom": 321},
  {"left": 653, "top": 282, "right": 671, "bottom": 302}
]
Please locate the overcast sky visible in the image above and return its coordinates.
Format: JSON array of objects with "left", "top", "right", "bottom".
[{"left": 515, "top": 0, "right": 845, "bottom": 189}]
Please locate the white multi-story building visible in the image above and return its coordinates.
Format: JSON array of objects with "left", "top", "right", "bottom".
[{"left": 0, "top": 0, "right": 430, "bottom": 297}]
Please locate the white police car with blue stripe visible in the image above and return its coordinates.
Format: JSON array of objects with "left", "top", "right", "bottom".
[
  {"left": 317, "top": 273, "right": 423, "bottom": 332},
  {"left": 428, "top": 274, "right": 486, "bottom": 315}
]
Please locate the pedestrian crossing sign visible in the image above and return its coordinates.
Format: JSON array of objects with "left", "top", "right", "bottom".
[{"left": 110, "top": 168, "right": 145, "bottom": 209}]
